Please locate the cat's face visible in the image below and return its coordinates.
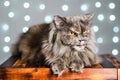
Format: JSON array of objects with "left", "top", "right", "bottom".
[{"left": 53, "top": 13, "right": 93, "bottom": 51}]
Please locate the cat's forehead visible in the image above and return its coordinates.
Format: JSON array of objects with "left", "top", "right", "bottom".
[
  {"left": 66, "top": 16, "right": 82, "bottom": 32},
  {"left": 66, "top": 16, "right": 81, "bottom": 23}
]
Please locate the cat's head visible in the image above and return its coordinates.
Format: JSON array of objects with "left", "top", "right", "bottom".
[{"left": 53, "top": 13, "right": 94, "bottom": 51}]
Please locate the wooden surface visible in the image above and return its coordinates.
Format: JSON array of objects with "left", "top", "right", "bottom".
[
  {"left": 118, "top": 69, "right": 120, "bottom": 80},
  {"left": 0, "top": 68, "right": 117, "bottom": 80},
  {"left": 0, "top": 54, "right": 119, "bottom": 80}
]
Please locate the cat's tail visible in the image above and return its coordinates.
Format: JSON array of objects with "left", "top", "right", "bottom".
[
  {"left": 11, "top": 33, "right": 27, "bottom": 67},
  {"left": 11, "top": 33, "right": 25, "bottom": 58},
  {"left": 12, "top": 42, "right": 21, "bottom": 57}
]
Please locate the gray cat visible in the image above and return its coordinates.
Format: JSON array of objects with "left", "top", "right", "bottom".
[{"left": 12, "top": 13, "right": 100, "bottom": 76}]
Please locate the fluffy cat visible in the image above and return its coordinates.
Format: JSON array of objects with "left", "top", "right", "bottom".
[{"left": 12, "top": 13, "right": 100, "bottom": 76}]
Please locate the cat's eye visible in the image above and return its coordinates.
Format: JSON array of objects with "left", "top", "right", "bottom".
[
  {"left": 70, "top": 31, "right": 74, "bottom": 35},
  {"left": 69, "top": 31, "right": 78, "bottom": 36}
]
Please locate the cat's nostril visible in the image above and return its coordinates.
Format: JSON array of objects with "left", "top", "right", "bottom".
[{"left": 79, "top": 40, "right": 82, "bottom": 42}]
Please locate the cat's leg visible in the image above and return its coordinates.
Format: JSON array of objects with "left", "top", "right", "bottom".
[
  {"left": 51, "top": 59, "right": 66, "bottom": 76},
  {"left": 13, "top": 59, "right": 26, "bottom": 67},
  {"left": 69, "top": 61, "right": 84, "bottom": 73}
]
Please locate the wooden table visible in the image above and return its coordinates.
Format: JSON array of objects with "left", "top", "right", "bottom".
[
  {"left": 0, "top": 68, "right": 117, "bottom": 80},
  {"left": 0, "top": 54, "right": 120, "bottom": 80},
  {"left": 118, "top": 69, "right": 120, "bottom": 80}
]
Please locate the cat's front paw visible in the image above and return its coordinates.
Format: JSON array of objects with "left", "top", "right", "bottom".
[
  {"left": 51, "top": 63, "right": 66, "bottom": 76},
  {"left": 69, "top": 62, "right": 84, "bottom": 73}
]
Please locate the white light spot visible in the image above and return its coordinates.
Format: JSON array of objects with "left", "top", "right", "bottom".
[
  {"left": 8, "top": 12, "right": 14, "bottom": 18},
  {"left": 2, "top": 24, "right": 9, "bottom": 31},
  {"left": 93, "top": 25, "right": 99, "bottom": 32},
  {"left": 112, "top": 36, "right": 119, "bottom": 43},
  {"left": 95, "top": 2, "right": 101, "bottom": 8},
  {"left": 113, "top": 26, "right": 119, "bottom": 33},
  {"left": 97, "top": 14, "right": 104, "bottom": 21},
  {"left": 4, "top": 1, "right": 10, "bottom": 7},
  {"left": 112, "top": 49, "right": 118, "bottom": 56},
  {"left": 109, "top": 2, "right": 115, "bottom": 9},
  {"left": 39, "top": 4, "right": 45, "bottom": 10},
  {"left": 80, "top": 4, "right": 88, "bottom": 11},
  {"left": 62, "top": 4, "right": 69, "bottom": 11},
  {"left": 3, "top": 46, "right": 10, "bottom": 53},
  {"left": 44, "top": 15, "right": 53, "bottom": 23},
  {"left": 22, "top": 27, "right": 29, "bottom": 33},
  {"left": 23, "top": 2, "right": 30, "bottom": 8},
  {"left": 4, "top": 36, "right": 11, "bottom": 43},
  {"left": 97, "top": 37, "right": 103, "bottom": 44},
  {"left": 109, "top": 15, "right": 116, "bottom": 21},
  {"left": 24, "top": 15, "right": 30, "bottom": 21}
]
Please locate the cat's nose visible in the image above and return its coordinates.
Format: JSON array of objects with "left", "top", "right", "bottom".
[
  {"left": 79, "top": 40, "right": 85, "bottom": 46},
  {"left": 79, "top": 39, "right": 82, "bottom": 42}
]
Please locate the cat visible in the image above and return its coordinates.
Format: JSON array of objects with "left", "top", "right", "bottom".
[{"left": 12, "top": 13, "right": 100, "bottom": 76}]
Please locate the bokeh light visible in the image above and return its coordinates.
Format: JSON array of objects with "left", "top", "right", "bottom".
[
  {"left": 39, "top": 4, "right": 45, "bottom": 10},
  {"left": 62, "top": 4, "right": 69, "bottom": 11},
  {"left": 24, "top": 15, "right": 30, "bottom": 21},
  {"left": 2, "top": 24, "right": 9, "bottom": 31},
  {"left": 44, "top": 15, "right": 53, "bottom": 23},
  {"left": 3, "top": 46, "right": 10, "bottom": 53},
  {"left": 95, "top": 2, "right": 101, "bottom": 8},
  {"left": 22, "top": 27, "right": 29, "bottom": 33},
  {"left": 108, "top": 2, "right": 115, "bottom": 9},
  {"left": 97, "top": 37, "right": 103, "bottom": 44},
  {"left": 109, "top": 15, "right": 116, "bottom": 21},
  {"left": 97, "top": 14, "right": 104, "bottom": 21},
  {"left": 112, "top": 49, "right": 118, "bottom": 56},
  {"left": 8, "top": 12, "right": 14, "bottom": 18},
  {"left": 112, "top": 36, "right": 119, "bottom": 43},
  {"left": 4, "top": 36, "right": 11, "bottom": 43},
  {"left": 23, "top": 2, "right": 30, "bottom": 9},
  {"left": 93, "top": 25, "right": 99, "bottom": 32},
  {"left": 4, "top": 1, "right": 10, "bottom": 7},
  {"left": 113, "top": 26, "right": 119, "bottom": 33},
  {"left": 80, "top": 4, "right": 88, "bottom": 11}
]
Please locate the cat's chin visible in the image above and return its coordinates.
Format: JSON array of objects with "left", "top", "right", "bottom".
[{"left": 73, "top": 45, "right": 85, "bottom": 52}]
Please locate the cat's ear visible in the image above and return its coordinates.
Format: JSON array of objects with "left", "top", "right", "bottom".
[
  {"left": 53, "top": 15, "right": 66, "bottom": 30},
  {"left": 80, "top": 13, "right": 94, "bottom": 23},
  {"left": 85, "top": 13, "right": 94, "bottom": 21}
]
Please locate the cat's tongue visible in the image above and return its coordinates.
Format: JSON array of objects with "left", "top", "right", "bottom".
[{"left": 80, "top": 41, "right": 85, "bottom": 46}]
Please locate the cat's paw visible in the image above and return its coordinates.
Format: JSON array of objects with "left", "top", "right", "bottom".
[
  {"left": 51, "top": 63, "right": 66, "bottom": 76},
  {"left": 69, "top": 62, "right": 84, "bottom": 73}
]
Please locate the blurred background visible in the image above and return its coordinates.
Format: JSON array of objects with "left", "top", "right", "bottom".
[{"left": 0, "top": 0, "right": 120, "bottom": 65}]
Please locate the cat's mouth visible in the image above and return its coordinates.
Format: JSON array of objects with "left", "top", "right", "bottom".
[
  {"left": 76, "top": 40, "right": 86, "bottom": 46},
  {"left": 72, "top": 40, "right": 87, "bottom": 51}
]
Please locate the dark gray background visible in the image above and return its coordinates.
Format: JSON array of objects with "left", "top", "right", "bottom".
[{"left": 0, "top": 0, "right": 120, "bottom": 65}]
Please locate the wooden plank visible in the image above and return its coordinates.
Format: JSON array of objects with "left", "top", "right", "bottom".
[
  {"left": 118, "top": 69, "right": 120, "bottom": 80},
  {"left": 0, "top": 68, "right": 117, "bottom": 80}
]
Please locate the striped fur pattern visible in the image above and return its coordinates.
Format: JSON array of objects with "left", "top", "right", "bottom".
[{"left": 12, "top": 13, "right": 100, "bottom": 75}]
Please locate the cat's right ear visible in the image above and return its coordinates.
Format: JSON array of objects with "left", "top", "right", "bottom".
[{"left": 53, "top": 15, "right": 66, "bottom": 30}]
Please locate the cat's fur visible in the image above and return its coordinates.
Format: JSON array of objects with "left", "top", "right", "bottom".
[{"left": 12, "top": 13, "right": 100, "bottom": 75}]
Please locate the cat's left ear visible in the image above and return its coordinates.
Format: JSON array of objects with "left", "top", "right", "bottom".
[
  {"left": 80, "top": 13, "right": 94, "bottom": 22},
  {"left": 53, "top": 15, "right": 66, "bottom": 30}
]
